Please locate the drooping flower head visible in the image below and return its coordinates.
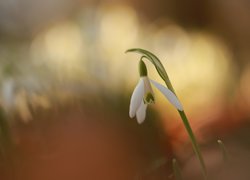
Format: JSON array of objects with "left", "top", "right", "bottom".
[{"left": 129, "top": 60, "right": 183, "bottom": 124}]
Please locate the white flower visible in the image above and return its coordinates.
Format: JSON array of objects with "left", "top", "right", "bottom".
[{"left": 129, "top": 76, "right": 183, "bottom": 124}]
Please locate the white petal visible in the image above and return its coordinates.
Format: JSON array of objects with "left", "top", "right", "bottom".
[
  {"left": 136, "top": 101, "right": 147, "bottom": 124},
  {"left": 129, "top": 78, "right": 144, "bottom": 118},
  {"left": 150, "top": 79, "right": 183, "bottom": 111},
  {"left": 142, "top": 76, "right": 154, "bottom": 95}
]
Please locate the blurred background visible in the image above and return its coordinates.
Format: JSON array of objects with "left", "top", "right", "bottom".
[{"left": 0, "top": 0, "right": 250, "bottom": 179}]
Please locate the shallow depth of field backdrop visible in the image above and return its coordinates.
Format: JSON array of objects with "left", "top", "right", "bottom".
[{"left": 0, "top": 0, "right": 250, "bottom": 179}]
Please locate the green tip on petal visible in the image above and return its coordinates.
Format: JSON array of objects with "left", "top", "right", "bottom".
[
  {"left": 144, "top": 92, "right": 155, "bottom": 104},
  {"left": 139, "top": 60, "right": 147, "bottom": 77}
]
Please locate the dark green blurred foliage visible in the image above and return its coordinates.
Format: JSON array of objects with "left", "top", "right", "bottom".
[{"left": 0, "top": 109, "right": 12, "bottom": 159}]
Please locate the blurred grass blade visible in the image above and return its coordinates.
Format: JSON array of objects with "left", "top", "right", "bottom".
[
  {"left": 217, "top": 139, "right": 228, "bottom": 162},
  {"left": 172, "top": 158, "right": 183, "bottom": 180}
]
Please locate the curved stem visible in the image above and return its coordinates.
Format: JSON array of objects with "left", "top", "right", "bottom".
[
  {"left": 161, "top": 64, "right": 207, "bottom": 179},
  {"left": 178, "top": 110, "right": 207, "bottom": 179}
]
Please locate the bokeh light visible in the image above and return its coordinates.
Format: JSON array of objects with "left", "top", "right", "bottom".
[{"left": 0, "top": 1, "right": 250, "bottom": 179}]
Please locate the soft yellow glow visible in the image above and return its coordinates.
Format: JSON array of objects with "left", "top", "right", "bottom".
[
  {"left": 97, "top": 4, "right": 140, "bottom": 90},
  {"left": 147, "top": 28, "right": 232, "bottom": 119},
  {"left": 44, "top": 22, "right": 84, "bottom": 70},
  {"left": 0, "top": 3, "right": 236, "bottom": 124},
  {"left": 98, "top": 4, "right": 139, "bottom": 55},
  {"left": 27, "top": 5, "right": 234, "bottom": 116},
  {"left": 30, "top": 21, "right": 89, "bottom": 81}
]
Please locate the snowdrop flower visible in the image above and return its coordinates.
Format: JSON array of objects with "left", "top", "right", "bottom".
[{"left": 129, "top": 60, "right": 183, "bottom": 124}]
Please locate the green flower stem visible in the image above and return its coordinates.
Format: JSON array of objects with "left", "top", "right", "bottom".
[
  {"left": 178, "top": 110, "right": 207, "bottom": 178},
  {"left": 160, "top": 69, "right": 207, "bottom": 179},
  {"left": 162, "top": 69, "right": 207, "bottom": 179}
]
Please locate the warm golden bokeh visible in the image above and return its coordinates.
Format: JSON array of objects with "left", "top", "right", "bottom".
[{"left": 0, "top": 1, "right": 250, "bottom": 179}]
